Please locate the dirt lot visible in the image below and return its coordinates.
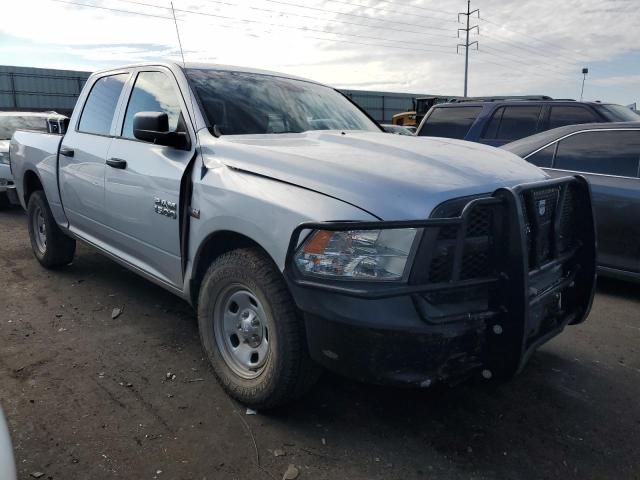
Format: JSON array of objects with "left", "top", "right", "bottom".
[{"left": 1, "top": 205, "right": 639, "bottom": 480}]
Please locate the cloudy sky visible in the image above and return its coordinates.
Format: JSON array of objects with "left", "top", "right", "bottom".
[{"left": 0, "top": 0, "right": 638, "bottom": 105}]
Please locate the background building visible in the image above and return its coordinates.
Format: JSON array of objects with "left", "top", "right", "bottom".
[
  {"left": 0, "top": 65, "right": 91, "bottom": 116},
  {"left": 0, "top": 65, "right": 426, "bottom": 122}
]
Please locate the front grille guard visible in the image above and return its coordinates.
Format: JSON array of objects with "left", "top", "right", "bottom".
[{"left": 285, "top": 175, "right": 596, "bottom": 376}]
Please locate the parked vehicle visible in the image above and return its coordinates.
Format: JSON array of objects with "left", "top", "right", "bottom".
[
  {"left": 0, "top": 111, "right": 68, "bottom": 207},
  {"left": 381, "top": 124, "right": 414, "bottom": 135},
  {"left": 0, "top": 408, "right": 17, "bottom": 480},
  {"left": 10, "top": 62, "right": 596, "bottom": 409},
  {"left": 416, "top": 97, "right": 640, "bottom": 147},
  {"left": 391, "top": 96, "right": 460, "bottom": 128},
  {"left": 503, "top": 122, "right": 640, "bottom": 282}
]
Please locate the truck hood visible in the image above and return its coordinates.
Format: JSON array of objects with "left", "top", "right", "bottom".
[{"left": 201, "top": 130, "right": 547, "bottom": 220}]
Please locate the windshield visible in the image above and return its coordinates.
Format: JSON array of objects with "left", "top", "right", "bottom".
[
  {"left": 0, "top": 115, "right": 47, "bottom": 140},
  {"left": 599, "top": 104, "right": 640, "bottom": 122},
  {"left": 186, "top": 69, "right": 380, "bottom": 135}
]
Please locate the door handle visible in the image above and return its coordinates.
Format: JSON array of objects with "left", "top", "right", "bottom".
[
  {"left": 106, "top": 158, "right": 127, "bottom": 169},
  {"left": 60, "top": 147, "right": 74, "bottom": 157}
]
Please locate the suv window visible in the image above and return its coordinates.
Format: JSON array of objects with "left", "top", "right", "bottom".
[
  {"left": 78, "top": 74, "right": 128, "bottom": 136},
  {"left": 417, "top": 106, "right": 482, "bottom": 139},
  {"left": 483, "top": 106, "right": 542, "bottom": 141},
  {"left": 554, "top": 130, "right": 640, "bottom": 177},
  {"left": 122, "top": 71, "right": 184, "bottom": 139},
  {"left": 548, "top": 106, "right": 599, "bottom": 130}
]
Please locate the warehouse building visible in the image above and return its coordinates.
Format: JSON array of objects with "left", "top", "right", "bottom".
[
  {"left": 0, "top": 65, "right": 90, "bottom": 116},
  {"left": 0, "top": 65, "right": 426, "bottom": 122}
]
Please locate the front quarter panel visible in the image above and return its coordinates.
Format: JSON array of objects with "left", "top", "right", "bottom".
[{"left": 188, "top": 162, "right": 377, "bottom": 273}]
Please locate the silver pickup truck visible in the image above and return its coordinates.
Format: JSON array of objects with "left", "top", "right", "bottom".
[{"left": 10, "top": 62, "right": 597, "bottom": 409}]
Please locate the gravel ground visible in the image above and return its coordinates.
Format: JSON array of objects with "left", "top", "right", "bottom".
[{"left": 1, "top": 204, "right": 639, "bottom": 480}]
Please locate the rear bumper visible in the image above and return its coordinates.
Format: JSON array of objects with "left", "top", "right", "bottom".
[{"left": 286, "top": 176, "right": 597, "bottom": 385}]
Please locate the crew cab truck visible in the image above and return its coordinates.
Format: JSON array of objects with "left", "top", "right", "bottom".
[{"left": 10, "top": 62, "right": 597, "bottom": 409}]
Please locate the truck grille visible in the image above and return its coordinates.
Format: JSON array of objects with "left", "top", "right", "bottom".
[{"left": 427, "top": 203, "right": 494, "bottom": 283}]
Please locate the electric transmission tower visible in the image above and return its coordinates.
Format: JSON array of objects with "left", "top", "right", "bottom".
[{"left": 457, "top": 0, "right": 480, "bottom": 97}]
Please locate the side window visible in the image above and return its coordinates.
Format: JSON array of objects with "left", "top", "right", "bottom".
[
  {"left": 527, "top": 143, "right": 556, "bottom": 168},
  {"left": 122, "top": 71, "right": 183, "bottom": 140},
  {"left": 417, "top": 107, "right": 482, "bottom": 139},
  {"left": 548, "top": 106, "right": 599, "bottom": 130},
  {"left": 554, "top": 130, "right": 640, "bottom": 177},
  {"left": 78, "top": 74, "right": 128, "bottom": 136},
  {"left": 483, "top": 106, "right": 542, "bottom": 141}
]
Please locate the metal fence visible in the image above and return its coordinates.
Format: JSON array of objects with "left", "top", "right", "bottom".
[{"left": 0, "top": 65, "right": 91, "bottom": 115}]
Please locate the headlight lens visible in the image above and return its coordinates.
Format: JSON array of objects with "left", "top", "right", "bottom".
[
  {"left": 294, "top": 228, "right": 417, "bottom": 281},
  {"left": 0, "top": 152, "right": 9, "bottom": 165}
]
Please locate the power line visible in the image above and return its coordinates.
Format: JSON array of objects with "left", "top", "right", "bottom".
[
  {"left": 49, "top": 0, "right": 459, "bottom": 57},
  {"left": 479, "top": 44, "right": 569, "bottom": 75},
  {"left": 198, "top": 0, "right": 454, "bottom": 40},
  {"left": 321, "top": 0, "right": 460, "bottom": 25},
  {"left": 230, "top": 0, "right": 455, "bottom": 34},
  {"left": 123, "top": 0, "right": 456, "bottom": 51},
  {"left": 479, "top": 16, "right": 589, "bottom": 61}
]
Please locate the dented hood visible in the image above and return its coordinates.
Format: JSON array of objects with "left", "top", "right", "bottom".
[{"left": 201, "top": 130, "right": 547, "bottom": 220}]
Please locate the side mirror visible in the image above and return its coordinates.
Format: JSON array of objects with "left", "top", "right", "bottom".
[{"left": 133, "top": 111, "right": 188, "bottom": 149}]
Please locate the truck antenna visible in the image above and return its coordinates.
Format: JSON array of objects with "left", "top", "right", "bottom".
[{"left": 170, "top": 2, "right": 187, "bottom": 69}]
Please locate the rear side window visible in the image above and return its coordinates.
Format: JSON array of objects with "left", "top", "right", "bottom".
[
  {"left": 78, "top": 74, "right": 128, "bottom": 136},
  {"left": 554, "top": 130, "right": 640, "bottom": 177},
  {"left": 548, "top": 106, "right": 600, "bottom": 130},
  {"left": 527, "top": 144, "right": 556, "bottom": 168},
  {"left": 121, "top": 71, "right": 184, "bottom": 139},
  {"left": 417, "top": 107, "right": 482, "bottom": 139},
  {"left": 483, "top": 106, "right": 542, "bottom": 141}
]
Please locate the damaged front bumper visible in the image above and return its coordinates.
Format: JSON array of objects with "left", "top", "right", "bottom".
[{"left": 285, "top": 176, "right": 597, "bottom": 386}]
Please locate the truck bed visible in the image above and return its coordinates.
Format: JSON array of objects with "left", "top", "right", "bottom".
[{"left": 10, "top": 130, "right": 66, "bottom": 225}]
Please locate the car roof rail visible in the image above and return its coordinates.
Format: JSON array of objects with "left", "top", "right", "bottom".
[{"left": 449, "top": 95, "right": 554, "bottom": 103}]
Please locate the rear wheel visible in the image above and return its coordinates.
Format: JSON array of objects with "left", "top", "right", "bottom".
[
  {"left": 27, "top": 190, "right": 76, "bottom": 268},
  {"left": 197, "top": 248, "right": 320, "bottom": 409}
]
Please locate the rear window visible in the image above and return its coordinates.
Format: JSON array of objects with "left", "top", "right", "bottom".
[
  {"left": 598, "top": 104, "right": 640, "bottom": 122},
  {"left": 417, "top": 106, "right": 482, "bottom": 139},
  {"left": 548, "top": 106, "right": 600, "bottom": 130},
  {"left": 527, "top": 144, "right": 556, "bottom": 168},
  {"left": 483, "top": 106, "right": 542, "bottom": 141},
  {"left": 78, "top": 74, "right": 128, "bottom": 136}
]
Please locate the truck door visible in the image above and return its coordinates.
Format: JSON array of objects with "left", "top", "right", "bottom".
[
  {"left": 59, "top": 73, "right": 130, "bottom": 240},
  {"left": 103, "top": 68, "right": 195, "bottom": 288}
]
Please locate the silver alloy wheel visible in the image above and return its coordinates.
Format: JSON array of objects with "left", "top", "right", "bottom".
[
  {"left": 213, "top": 285, "right": 271, "bottom": 379},
  {"left": 32, "top": 205, "right": 47, "bottom": 254}
]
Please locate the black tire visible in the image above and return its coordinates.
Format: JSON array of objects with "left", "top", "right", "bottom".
[
  {"left": 197, "top": 248, "right": 320, "bottom": 410},
  {"left": 0, "top": 192, "right": 8, "bottom": 210},
  {"left": 27, "top": 190, "right": 76, "bottom": 269}
]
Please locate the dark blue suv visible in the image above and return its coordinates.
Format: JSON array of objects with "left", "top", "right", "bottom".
[{"left": 416, "top": 97, "right": 640, "bottom": 147}]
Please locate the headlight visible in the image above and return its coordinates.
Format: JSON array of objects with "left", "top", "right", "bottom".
[
  {"left": 0, "top": 152, "right": 9, "bottom": 165},
  {"left": 294, "top": 228, "right": 418, "bottom": 281}
]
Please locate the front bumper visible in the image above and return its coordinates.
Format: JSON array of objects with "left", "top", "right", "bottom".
[{"left": 285, "top": 176, "right": 597, "bottom": 386}]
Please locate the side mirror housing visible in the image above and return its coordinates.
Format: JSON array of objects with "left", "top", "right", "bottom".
[{"left": 133, "top": 111, "right": 188, "bottom": 149}]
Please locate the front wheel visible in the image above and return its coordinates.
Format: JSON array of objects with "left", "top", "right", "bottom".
[
  {"left": 27, "top": 190, "right": 76, "bottom": 268},
  {"left": 197, "top": 248, "right": 319, "bottom": 409}
]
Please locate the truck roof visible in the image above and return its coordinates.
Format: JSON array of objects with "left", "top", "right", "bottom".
[{"left": 90, "top": 61, "right": 324, "bottom": 87}]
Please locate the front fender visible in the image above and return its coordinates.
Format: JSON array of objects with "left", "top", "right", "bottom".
[{"left": 187, "top": 165, "right": 377, "bottom": 273}]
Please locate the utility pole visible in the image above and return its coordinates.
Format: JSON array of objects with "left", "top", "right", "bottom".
[
  {"left": 580, "top": 67, "right": 589, "bottom": 101},
  {"left": 457, "top": 0, "right": 479, "bottom": 97}
]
